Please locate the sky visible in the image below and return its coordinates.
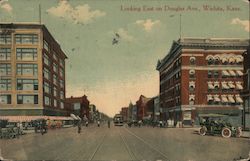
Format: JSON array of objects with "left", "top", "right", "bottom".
[{"left": 0, "top": 0, "right": 249, "bottom": 117}]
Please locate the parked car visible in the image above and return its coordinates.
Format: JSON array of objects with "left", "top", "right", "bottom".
[{"left": 198, "top": 114, "right": 242, "bottom": 138}]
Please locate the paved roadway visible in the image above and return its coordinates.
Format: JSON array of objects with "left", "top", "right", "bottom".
[{"left": 0, "top": 124, "right": 249, "bottom": 161}]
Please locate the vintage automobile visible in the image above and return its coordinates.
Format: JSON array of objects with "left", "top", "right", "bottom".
[{"left": 198, "top": 114, "right": 242, "bottom": 138}]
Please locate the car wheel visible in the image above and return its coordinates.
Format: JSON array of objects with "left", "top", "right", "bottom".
[
  {"left": 221, "top": 127, "right": 232, "bottom": 138},
  {"left": 199, "top": 126, "right": 207, "bottom": 136},
  {"left": 236, "top": 127, "right": 242, "bottom": 138}
]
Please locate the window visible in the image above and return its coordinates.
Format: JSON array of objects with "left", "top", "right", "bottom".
[
  {"left": 208, "top": 58, "right": 214, "bottom": 65},
  {"left": 53, "top": 74, "right": 58, "bottom": 86},
  {"left": 189, "top": 81, "right": 195, "bottom": 92},
  {"left": 54, "top": 99, "right": 57, "bottom": 107},
  {"left": 0, "top": 34, "right": 11, "bottom": 44},
  {"left": 59, "top": 59, "right": 64, "bottom": 67},
  {"left": 190, "top": 57, "right": 196, "bottom": 65},
  {"left": 44, "top": 82, "right": 51, "bottom": 94},
  {"left": 43, "top": 54, "right": 50, "bottom": 66},
  {"left": 43, "top": 40, "right": 49, "bottom": 51},
  {"left": 60, "top": 91, "right": 64, "bottom": 99},
  {"left": 60, "top": 102, "right": 64, "bottom": 109},
  {"left": 44, "top": 96, "right": 51, "bottom": 106},
  {"left": 53, "top": 51, "right": 58, "bottom": 62},
  {"left": 0, "top": 48, "right": 11, "bottom": 61},
  {"left": 59, "top": 68, "right": 64, "bottom": 77},
  {"left": 17, "top": 95, "right": 38, "bottom": 104},
  {"left": 189, "top": 95, "right": 195, "bottom": 105},
  {"left": 60, "top": 80, "right": 64, "bottom": 88},
  {"left": 0, "top": 79, "right": 11, "bottom": 91},
  {"left": 0, "top": 64, "right": 11, "bottom": 75},
  {"left": 53, "top": 63, "right": 58, "bottom": 73},
  {"left": 208, "top": 70, "right": 212, "bottom": 78},
  {"left": 0, "top": 95, "right": 11, "bottom": 104},
  {"left": 53, "top": 86, "right": 58, "bottom": 97},
  {"left": 214, "top": 57, "right": 220, "bottom": 65},
  {"left": 16, "top": 48, "right": 37, "bottom": 61},
  {"left": 214, "top": 71, "right": 219, "bottom": 78},
  {"left": 17, "top": 79, "right": 38, "bottom": 90},
  {"left": 17, "top": 64, "right": 38, "bottom": 76},
  {"left": 15, "top": 34, "right": 38, "bottom": 44},
  {"left": 43, "top": 68, "right": 50, "bottom": 80},
  {"left": 189, "top": 70, "right": 195, "bottom": 79}
]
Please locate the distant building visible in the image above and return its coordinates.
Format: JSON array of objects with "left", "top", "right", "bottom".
[
  {"left": 121, "top": 107, "right": 129, "bottom": 122},
  {"left": 152, "top": 96, "right": 160, "bottom": 121},
  {"left": 157, "top": 38, "right": 249, "bottom": 126},
  {"left": 241, "top": 44, "right": 250, "bottom": 129},
  {"left": 65, "top": 95, "right": 90, "bottom": 119},
  {"left": 136, "top": 95, "right": 152, "bottom": 120},
  {"left": 0, "top": 23, "right": 68, "bottom": 116}
]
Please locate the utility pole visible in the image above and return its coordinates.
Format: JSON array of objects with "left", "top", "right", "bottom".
[{"left": 39, "top": 4, "right": 41, "bottom": 24}]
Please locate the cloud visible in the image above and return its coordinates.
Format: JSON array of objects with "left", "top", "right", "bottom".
[
  {"left": 0, "top": 0, "right": 12, "bottom": 13},
  {"left": 117, "top": 28, "right": 135, "bottom": 42},
  {"left": 231, "top": 18, "right": 249, "bottom": 32},
  {"left": 136, "top": 19, "right": 160, "bottom": 32},
  {"left": 47, "top": 0, "right": 106, "bottom": 24}
]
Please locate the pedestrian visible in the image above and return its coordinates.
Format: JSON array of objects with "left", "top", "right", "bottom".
[
  {"left": 16, "top": 122, "right": 20, "bottom": 138},
  {"left": 108, "top": 120, "right": 110, "bottom": 128},
  {"left": 97, "top": 120, "right": 100, "bottom": 127},
  {"left": 77, "top": 120, "right": 81, "bottom": 134},
  {"left": 85, "top": 120, "right": 88, "bottom": 127}
]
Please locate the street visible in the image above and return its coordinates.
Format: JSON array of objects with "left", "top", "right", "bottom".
[{"left": 0, "top": 124, "right": 249, "bottom": 161}]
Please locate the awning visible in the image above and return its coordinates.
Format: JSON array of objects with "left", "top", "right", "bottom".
[
  {"left": 207, "top": 95, "right": 213, "bottom": 101},
  {"left": 235, "top": 56, "right": 243, "bottom": 63},
  {"left": 235, "top": 96, "right": 243, "bottom": 103},
  {"left": 228, "top": 70, "right": 236, "bottom": 76},
  {"left": 70, "top": 114, "right": 79, "bottom": 120},
  {"left": 214, "top": 82, "right": 220, "bottom": 88},
  {"left": 222, "top": 70, "right": 230, "bottom": 76},
  {"left": 221, "top": 96, "right": 228, "bottom": 103},
  {"left": 228, "top": 57, "right": 235, "bottom": 63},
  {"left": 228, "top": 95, "right": 235, "bottom": 103},
  {"left": 228, "top": 82, "right": 235, "bottom": 89},
  {"left": 208, "top": 83, "right": 214, "bottom": 89},
  {"left": 221, "top": 83, "right": 229, "bottom": 89},
  {"left": 236, "top": 83, "right": 243, "bottom": 90},
  {"left": 221, "top": 57, "right": 228, "bottom": 63},
  {"left": 236, "top": 70, "right": 243, "bottom": 76},
  {"left": 214, "top": 95, "right": 221, "bottom": 102}
]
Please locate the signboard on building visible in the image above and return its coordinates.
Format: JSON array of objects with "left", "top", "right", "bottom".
[{"left": 183, "top": 111, "right": 191, "bottom": 120}]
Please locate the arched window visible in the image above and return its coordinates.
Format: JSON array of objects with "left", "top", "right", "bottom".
[
  {"left": 189, "top": 70, "right": 195, "bottom": 79},
  {"left": 189, "top": 95, "right": 195, "bottom": 105},
  {"left": 206, "top": 55, "right": 214, "bottom": 65},
  {"left": 189, "top": 81, "right": 195, "bottom": 92},
  {"left": 214, "top": 55, "right": 220, "bottom": 65},
  {"left": 190, "top": 56, "right": 196, "bottom": 65}
]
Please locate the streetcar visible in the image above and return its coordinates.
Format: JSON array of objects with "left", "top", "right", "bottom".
[{"left": 113, "top": 114, "right": 123, "bottom": 126}]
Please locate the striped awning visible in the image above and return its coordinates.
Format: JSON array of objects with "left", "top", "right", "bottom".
[
  {"left": 221, "top": 82, "right": 229, "bottom": 89},
  {"left": 236, "top": 83, "right": 243, "bottom": 90},
  {"left": 228, "top": 82, "right": 235, "bottom": 89},
  {"left": 0, "top": 116, "right": 74, "bottom": 122},
  {"left": 221, "top": 96, "right": 228, "bottom": 103},
  {"left": 222, "top": 70, "right": 230, "bottom": 76},
  {"left": 229, "top": 70, "right": 236, "bottom": 76},
  {"left": 235, "top": 56, "right": 243, "bottom": 63},
  {"left": 236, "top": 70, "right": 243, "bottom": 76},
  {"left": 208, "top": 82, "right": 214, "bottom": 89},
  {"left": 228, "top": 95, "right": 235, "bottom": 103},
  {"left": 207, "top": 95, "right": 213, "bottom": 101},
  {"left": 235, "top": 95, "right": 243, "bottom": 103},
  {"left": 214, "top": 95, "right": 221, "bottom": 102}
]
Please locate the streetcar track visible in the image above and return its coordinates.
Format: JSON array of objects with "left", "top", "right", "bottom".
[
  {"left": 123, "top": 127, "right": 170, "bottom": 161},
  {"left": 117, "top": 128, "right": 138, "bottom": 161},
  {"left": 89, "top": 129, "right": 108, "bottom": 161}
]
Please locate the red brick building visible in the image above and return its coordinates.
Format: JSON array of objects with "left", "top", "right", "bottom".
[
  {"left": 241, "top": 44, "right": 250, "bottom": 129},
  {"left": 156, "top": 38, "right": 249, "bottom": 125},
  {"left": 136, "top": 95, "right": 152, "bottom": 121},
  {"left": 120, "top": 107, "right": 128, "bottom": 122},
  {"left": 65, "top": 95, "right": 90, "bottom": 119}
]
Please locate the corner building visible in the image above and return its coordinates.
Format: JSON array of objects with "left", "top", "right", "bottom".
[
  {"left": 0, "top": 23, "right": 67, "bottom": 116},
  {"left": 157, "top": 38, "right": 249, "bottom": 125}
]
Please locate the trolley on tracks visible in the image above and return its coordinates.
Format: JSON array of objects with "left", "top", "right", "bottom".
[{"left": 113, "top": 114, "right": 123, "bottom": 126}]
